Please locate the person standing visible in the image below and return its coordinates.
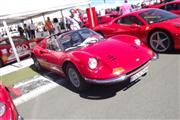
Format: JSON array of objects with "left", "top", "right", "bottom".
[
  {"left": 69, "top": 14, "right": 81, "bottom": 30},
  {"left": 120, "top": 0, "right": 133, "bottom": 15},
  {"left": 53, "top": 18, "right": 61, "bottom": 34},
  {"left": 17, "top": 25, "right": 24, "bottom": 37},
  {"left": 23, "top": 23, "right": 30, "bottom": 39},
  {"left": 29, "top": 20, "right": 36, "bottom": 39},
  {"left": 45, "top": 17, "right": 54, "bottom": 35}
]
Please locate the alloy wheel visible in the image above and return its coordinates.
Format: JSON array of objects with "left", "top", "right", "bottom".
[{"left": 149, "top": 31, "right": 171, "bottom": 52}]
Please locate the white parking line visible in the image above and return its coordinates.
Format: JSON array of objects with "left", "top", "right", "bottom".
[
  {"left": 0, "top": 58, "right": 33, "bottom": 76},
  {"left": 13, "top": 76, "right": 59, "bottom": 106}
]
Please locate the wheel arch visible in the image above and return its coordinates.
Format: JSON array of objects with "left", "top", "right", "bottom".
[
  {"left": 148, "top": 28, "right": 174, "bottom": 46},
  {"left": 62, "top": 61, "right": 80, "bottom": 75}
]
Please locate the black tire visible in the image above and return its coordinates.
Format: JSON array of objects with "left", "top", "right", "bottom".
[
  {"left": 32, "top": 55, "right": 42, "bottom": 71},
  {"left": 148, "top": 30, "right": 173, "bottom": 53},
  {"left": 0, "top": 59, "right": 3, "bottom": 68},
  {"left": 66, "top": 64, "right": 89, "bottom": 91}
]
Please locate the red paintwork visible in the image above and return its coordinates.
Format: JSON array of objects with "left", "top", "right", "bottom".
[
  {"left": 147, "top": 1, "right": 180, "bottom": 15},
  {"left": 94, "top": 8, "right": 180, "bottom": 49},
  {"left": 32, "top": 29, "right": 155, "bottom": 81},
  {"left": 83, "top": 13, "right": 120, "bottom": 28},
  {"left": 0, "top": 36, "right": 44, "bottom": 66},
  {"left": 0, "top": 84, "right": 19, "bottom": 120}
]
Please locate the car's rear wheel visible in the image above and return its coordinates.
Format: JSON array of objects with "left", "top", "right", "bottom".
[
  {"left": 66, "top": 64, "right": 89, "bottom": 91},
  {"left": 32, "top": 55, "right": 42, "bottom": 71},
  {"left": 148, "top": 30, "right": 173, "bottom": 53},
  {"left": 0, "top": 59, "right": 3, "bottom": 68}
]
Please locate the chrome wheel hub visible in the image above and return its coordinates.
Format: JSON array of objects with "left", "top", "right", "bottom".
[
  {"left": 68, "top": 68, "right": 80, "bottom": 88},
  {"left": 150, "top": 31, "right": 170, "bottom": 52}
]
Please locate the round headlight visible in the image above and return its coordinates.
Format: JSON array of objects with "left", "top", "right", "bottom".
[
  {"left": 88, "top": 58, "right": 97, "bottom": 69},
  {"left": 0, "top": 102, "right": 6, "bottom": 117}
]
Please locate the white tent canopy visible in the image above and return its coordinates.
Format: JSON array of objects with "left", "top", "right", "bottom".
[
  {"left": 0, "top": 0, "right": 90, "bottom": 26},
  {"left": 0, "top": 0, "right": 90, "bottom": 67}
]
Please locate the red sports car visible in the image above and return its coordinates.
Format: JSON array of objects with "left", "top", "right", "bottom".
[
  {"left": 147, "top": 1, "right": 180, "bottom": 15},
  {"left": 31, "top": 28, "right": 158, "bottom": 91},
  {"left": 0, "top": 83, "right": 23, "bottom": 120},
  {"left": 0, "top": 36, "right": 43, "bottom": 67},
  {"left": 83, "top": 13, "right": 120, "bottom": 28},
  {"left": 94, "top": 8, "right": 180, "bottom": 53}
]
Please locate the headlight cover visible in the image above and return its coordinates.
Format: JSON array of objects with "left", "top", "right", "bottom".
[
  {"left": 0, "top": 102, "right": 6, "bottom": 117},
  {"left": 134, "top": 39, "right": 141, "bottom": 46},
  {"left": 88, "top": 58, "right": 97, "bottom": 69},
  {"left": 151, "top": 53, "right": 159, "bottom": 61}
]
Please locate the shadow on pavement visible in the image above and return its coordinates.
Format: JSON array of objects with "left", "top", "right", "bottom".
[
  {"left": 30, "top": 64, "right": 142, "bottom": 100},
  {"left": 161, "top": 49, "right": 180, "bottom": 55}
]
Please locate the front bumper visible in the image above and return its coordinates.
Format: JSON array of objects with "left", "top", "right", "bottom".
[
  {"left": 84, "top": 60, "right": 151, "bottom": 84},
  {"left": 17, "top": 115, "right": 24, "bottom": 120}
]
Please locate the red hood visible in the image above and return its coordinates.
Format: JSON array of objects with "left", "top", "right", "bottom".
[{"left": 77, "top": 37, "right": 152, "bottom": 74}]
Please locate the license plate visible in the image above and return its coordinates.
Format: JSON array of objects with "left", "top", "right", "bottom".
[{"left": 130, "top": 66, "right": 149, "bottom": 82}]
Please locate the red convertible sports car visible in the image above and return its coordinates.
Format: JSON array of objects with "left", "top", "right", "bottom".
[
  {"left": 0, "top": 82, "right": 23, "bottom": 120},
  {"left": 0, "top": 36, "right": 43, "bottom": 67},
  {"left": 94, "top": 8, "right": 180, "bottom": 53},
  {"left": 31, "top": 28, "right": 158, "bottom": 91}
]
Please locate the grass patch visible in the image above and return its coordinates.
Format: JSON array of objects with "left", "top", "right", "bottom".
[{"left": 1, "top": 67, "right": 39, "bottom": 87}]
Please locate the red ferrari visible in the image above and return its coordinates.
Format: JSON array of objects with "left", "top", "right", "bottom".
[
  {"left": 94, "top": 8, "right": 180, "bottom": 53},
  {"left": 0, "top": 83, "right": 23, "bottom": 120},
  {"left": 83, "top": 13, "right": 120, "bottom": 28},
  {"left": 0, "top": 36, "right": 43, "bottom": 67},
  {"left": 31, "top": 28, "right": 158, "bottom": 91},
  {"left": 147, "top": 1, "right": 180, "bottom": 15}
]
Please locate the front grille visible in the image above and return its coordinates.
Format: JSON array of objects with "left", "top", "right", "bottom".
[{"left": 126, "top": 60, "right": 151, "bottom": 78}]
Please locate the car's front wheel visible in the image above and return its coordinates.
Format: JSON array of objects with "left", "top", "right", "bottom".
[
  {"left": 32, "top": 55, "right": 42, "bottom": 71},
  {"left": 66, "top": 64, "right": 89, "bottom": 91},
  {"left": 148, "top": 30, "right": 173, "bottom": 53}
]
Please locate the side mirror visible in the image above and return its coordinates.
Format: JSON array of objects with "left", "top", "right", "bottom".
[{"left": 130, "top": 24, "right": 140, "bottom": 28}]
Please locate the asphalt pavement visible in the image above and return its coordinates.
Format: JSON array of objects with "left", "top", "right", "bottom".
[{"left": 16, "top": 50, "right": 180, "bottom": 119}]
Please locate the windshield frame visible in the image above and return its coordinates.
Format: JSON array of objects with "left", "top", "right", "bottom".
[{"left": 57, "top": 28, "right": 104, "bottom": 52}]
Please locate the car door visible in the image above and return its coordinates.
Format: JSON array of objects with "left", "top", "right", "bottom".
[
  {"left": 40, "top": 36, "right": 65, "bottom": 74},
  {"left": 109, "top": 15, "right": 144, "bottom": 39}
]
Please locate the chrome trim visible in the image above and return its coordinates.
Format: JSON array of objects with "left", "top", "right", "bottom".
[
  {"left": 151, "top": 53, "right": 159, "bottom": 61},
  {"left": 84, "top": 60, "right": 151, "bottom": 84},
  {"left": 17, "top": 115, "right": 24, "bottom": 120}
]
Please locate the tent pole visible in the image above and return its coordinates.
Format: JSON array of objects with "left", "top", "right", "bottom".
[
  {"left": 60, "top": 10, "right": 67, "bottom": 31},
  {"left": 42, "top": 14, "right": 46, "bottom": 23},
  {"left": 88, "top": 1, "right": 94, "bottom": 28},
  {"left": 3, "top": 21, "right": 21, "bottom": 67}
]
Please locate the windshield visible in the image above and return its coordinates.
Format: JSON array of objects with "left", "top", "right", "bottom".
[
  {"left": 139, "top": 9, "right": 177, "bottom": 24},
  {"left": 58, "top": 29, "right": 104, "bottom": 51}
]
